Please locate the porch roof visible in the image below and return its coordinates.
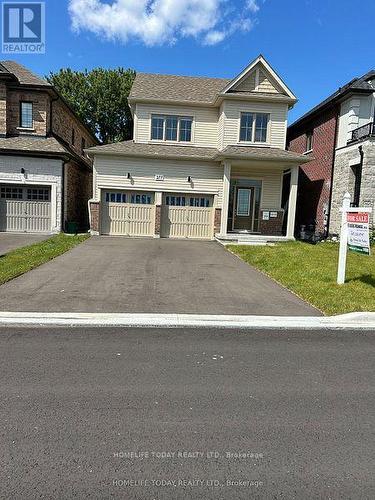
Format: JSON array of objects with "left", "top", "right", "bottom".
[
  {"left": 217, "top": 145, "right": 310, "bottom": 163},
  {"left": 86, "top": 140, "right": 310, "bottom": 164}
]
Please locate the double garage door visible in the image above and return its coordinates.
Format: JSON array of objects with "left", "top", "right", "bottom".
[
  {"left": 0, "top": 184, "right": 51, "bottom": 233},
  {"left": 101, "top": 190, "right": 214, "bottom": 239}
]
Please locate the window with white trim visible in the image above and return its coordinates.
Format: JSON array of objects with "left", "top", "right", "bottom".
[
  {"left": 151, "top": 115, "right": 193, "bottom": 142},
  {"left": 239, "top": 112, "right": 269, "bottom": 143},
  {"left": 305, "top": 131, "right": 313, "bottom": 152},
  {"left": 20, "top": 102, "right": 33, "bottom": 128}
]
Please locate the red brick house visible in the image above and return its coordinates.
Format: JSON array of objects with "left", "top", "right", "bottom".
[
  {"left": 288, "top": 71, "right": 375, "bottom": 238},
  {"left": 0, "top": 61, "right": 98, "bottom": 233}
]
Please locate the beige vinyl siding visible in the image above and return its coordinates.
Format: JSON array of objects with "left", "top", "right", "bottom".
[
  {"left": 94, "top": 156, "right": 224, "bottom": 207},
  {"left": 221, "top": 100, "right": 288, "bottom": 149},
  {"left": 258, "top": 70, "right": 279, "bottom": 93},
  {"left": 231, "top": 164, "right": 283, "bottom": 209},
  {"left": 135, "top": 103, "right": 219, "bottom": 148},
  {"left": 235, "top": 71, "right": 256, "bottom": 92}
]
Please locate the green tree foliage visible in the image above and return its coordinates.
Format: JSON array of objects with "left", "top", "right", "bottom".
[{"left": 47, "top": 67, "right": 136, "bottom": 144}]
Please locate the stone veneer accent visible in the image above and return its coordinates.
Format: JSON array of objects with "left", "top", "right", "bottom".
[
  {"left": 259, "top": 210, "right": 284, "bottom": 236},
  {"left": 89, "top": 201, "right": 100, "bottom": 234},
  {"left": 330, "top": 139, "right": 375, "bottom": 235}
]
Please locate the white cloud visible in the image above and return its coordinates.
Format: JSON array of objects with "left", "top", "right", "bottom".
[
  {"left": 246, "top": 0, "right": 260, "bottom": 13},
  {"left": 68, "top": 0, "right": 261, "bottom": 46}
]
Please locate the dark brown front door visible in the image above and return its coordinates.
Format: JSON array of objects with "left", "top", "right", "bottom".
[{"left": 232, "top": 186, "right": 256, "bottom": 231}]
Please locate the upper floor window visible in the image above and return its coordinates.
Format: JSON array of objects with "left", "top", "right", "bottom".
[
  {"left": 81, "top": 137, "right": 86, "bottom": 154},
  {"left": 151, "top": 115, "right": 193, "bottom": 142},
  {"left": 306, "top": 131, "right": 313, "bottom": 152},
  {"left": 72, "top": 128, "right": 75, "bottom": 146},
  {"left": 20, "top": 102, "right": 33, "bottom": 129},
  {"left": 239, "top": 112, "right": 269, "bottom": 143}
]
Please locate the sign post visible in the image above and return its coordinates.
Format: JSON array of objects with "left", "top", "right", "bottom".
[
  {"left": 337, "top": 192, "right": 372, "bottom": 285},
  {"left": 337, "top": 192, "right": 351, "bottom": 285}
]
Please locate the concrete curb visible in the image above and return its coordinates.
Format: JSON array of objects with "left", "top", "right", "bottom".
[{"left": 0, "top": 312, "right": 374, "bottom": 330}]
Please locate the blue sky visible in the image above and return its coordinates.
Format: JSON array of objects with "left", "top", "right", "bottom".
[{"left": 7, "top": 0, "right": 375, "bottom": 123}]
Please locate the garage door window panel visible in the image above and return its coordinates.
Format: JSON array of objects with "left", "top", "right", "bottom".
[
  {"left": 1, "top": 187, "right": 23, "bottom": 199},
  {"left": 27, "top": 188, "right": 50, "bottom": 201},
  {"left": 190, "top": 197, "right": 210, "bottom": 208}
]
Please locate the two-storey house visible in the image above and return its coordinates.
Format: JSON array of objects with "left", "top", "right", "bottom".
[
  {"left": 288, "top": 70, "right": 375, "bottom": 238},
  {"left": 0, "top": 61, "right": 98, "bottom": 233},
  {"left": 87, "top": 56, "right": 309, "bottom": 241}
]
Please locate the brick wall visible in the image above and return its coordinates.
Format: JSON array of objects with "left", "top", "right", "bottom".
[
  {"left": 65, "top": 160, "right": 93, "bottom": 231},
  {"left": 0, "top": 83, "right": 7, "bottom": 135},
  {"left": 89, "top": 201, "right": 100, "bottom": 233},
  {"left": 155, "top": 205, "right": 161, "bottom": 236},
  {"left": 259, "top": 210, "right": 284, "bottom": 235},
  {"left": 288, "top": 106, "right": 339, "bottom": 236},
  {"left": 214, "top": 208, "right": 221, "bottom": 233},
  {"left": 52, "top": 100, "right": 97, "bottom": 158},
  {"left": 6, "top": 89, "right": 49, "bottom": 136}
]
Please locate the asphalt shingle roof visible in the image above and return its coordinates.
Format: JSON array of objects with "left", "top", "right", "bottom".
[
  {"left": 0, "top": 61, "right": 50, "bottom": 87},
  {"left": 0, "top": 136, "right": 69, "bottom": 155},
  {"left": 87, "top": 140, "right": 309, "bottom": 163},
  {"left": 129, "top": 73, "right": 230, "bottom": 103}
]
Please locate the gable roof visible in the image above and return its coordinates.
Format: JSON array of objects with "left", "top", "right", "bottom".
[
  {"left": 221, "top": 55, "right": 297, "bottom": 100},
  {"left": 0, "top": 60, "right": 51, "bottom": 87},
  {"left": 129, "top": 55, "right": 296, "bottom": 106},
  {"left": 289, "top": 70, "right": 375, "bottom": 132}
]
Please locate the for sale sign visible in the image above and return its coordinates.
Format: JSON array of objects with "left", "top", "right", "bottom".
[{"left": 347, "top": 212, "right": 371, "bottom": 255}]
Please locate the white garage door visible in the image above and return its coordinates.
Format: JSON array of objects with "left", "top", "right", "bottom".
[
  {"left": 161, "top": 193, "right": 214, "bottom": 239},
  {"left": 101, "top": 190, "right": 155, "bottom": 237},
  {"left": 0, "top": 185, "right": 51, "bottom": 233}
]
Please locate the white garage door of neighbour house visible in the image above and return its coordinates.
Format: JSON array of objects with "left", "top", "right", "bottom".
[
  {"left": 101, "top": 190, "right": 156, "bottom": 236},
  {"left": 0, "top": 185, "right": 51, "bottom": 233},
  {"left": 161, "top": 193, "right": 214, "bottom": 239}
]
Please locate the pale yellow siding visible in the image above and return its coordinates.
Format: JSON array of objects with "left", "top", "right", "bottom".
[
  {"left": 234, "top": 71, "right": 257, "bottom": 92},
  {"left": 94, "top": 156, "right": 224, "bottom": 206},
  {"left": 258, "top": 69, "right": 279, "bottom": 94},
  {"left": 231, "top": 165, "right": 283, "bottom": 209},
  {"left": 135, "top": 103, "right": 219, "bottom": 148},
  {"left": 220, "top": 100, "right": 288, "bottom": 149}
]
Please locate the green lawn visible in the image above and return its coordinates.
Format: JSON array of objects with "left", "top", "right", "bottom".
[
  {"left": 0, "top": 233, "right": 89, "bottom": 286},
  {"left": 229, "top": 241, "right": 375, "bottom": 316}
]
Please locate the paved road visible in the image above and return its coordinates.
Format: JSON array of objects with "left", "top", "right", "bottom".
[
  {"left": 0, "top": 237, "right": 318, "bottom": 315},
  {"left": 0, "top": 232, "right": 50, "bottom": 256},
  {"left": 1, "top": 326, "right": 374, "bottom": 499}
]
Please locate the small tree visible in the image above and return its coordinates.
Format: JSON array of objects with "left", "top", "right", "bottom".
[{"left": 48, "top": 67, "right": 136, "bottom": 144}]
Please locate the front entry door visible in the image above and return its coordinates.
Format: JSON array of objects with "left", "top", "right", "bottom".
[{"left": 232, "top": 187, "right": 256, "bottom": 231}]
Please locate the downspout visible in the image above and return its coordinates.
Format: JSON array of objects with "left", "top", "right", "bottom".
[{"left": 326, "top": 107, "right": 340, "bottom": 237}]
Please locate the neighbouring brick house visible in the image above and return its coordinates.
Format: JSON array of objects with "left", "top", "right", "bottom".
[
  {"left": 0, "top": 60, "right": 98, "bottom": 233},
  {"left": 86, "top": 55, "right": 309, "bottom": 242},
  {"left": 288, "top": 70, "right": 375, "bottom": 238}
]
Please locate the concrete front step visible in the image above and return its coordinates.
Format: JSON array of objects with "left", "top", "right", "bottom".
[{"left": 215, "top": 233, "right": 293, "bottom": 246}]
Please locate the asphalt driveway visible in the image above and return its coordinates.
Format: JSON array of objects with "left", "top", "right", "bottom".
[
  {"left": 0, "top": 237, "right": 319, "bottom": 315},
  {"left": 0, "top": 232, "right": 50, "bottom": 256}
]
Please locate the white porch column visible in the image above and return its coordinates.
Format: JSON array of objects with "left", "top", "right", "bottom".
[
  {"left": 220, "top": 161, "right": 231, "bottom": 236},
  {"left": 286, "top": 165, "right": 299, "bottom": 238}
]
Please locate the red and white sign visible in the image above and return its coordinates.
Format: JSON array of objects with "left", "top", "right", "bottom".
[{"left": 347, "top": 212, "right": 370, "bottom": 224}]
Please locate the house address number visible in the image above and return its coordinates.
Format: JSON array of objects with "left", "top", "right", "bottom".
[{"left": 155, "top": 175, "right": 165, "bottom": 181}]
